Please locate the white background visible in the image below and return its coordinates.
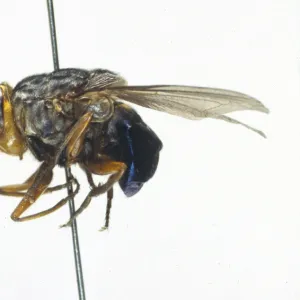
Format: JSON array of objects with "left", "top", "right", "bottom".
[{"left": 0, "top": 0, "right": 299, "bottom": 299}]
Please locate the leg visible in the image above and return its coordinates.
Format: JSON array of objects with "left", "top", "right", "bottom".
[
  {"left": 10, "top": 112, "right": 93, "bottom": 222},
  {"left": 11, "top": 162, "right": 54, "bottom": 221},
  {"left": 0, "top": 170, "right": 78, "bottom": 197},
  {"left": 82, "top": 167, "right": 96, "bottom": 189},
  {"left": 61, "top": 160, "right": 126, "bottom": 227},
  {"left": 0, "top": 170, "right": 37, "bottom": 196},
  {"left": 99, "top": 188, "right": 113, "bottom": 231},
  {"left": 82, "top": 165, "right": 113, "bottom": 231},
  {"left": 45, "top": 179, "right": 79, "bottom": 194},
  {"left": 11, "top": 178, "right": 80, "bottom": 222}
]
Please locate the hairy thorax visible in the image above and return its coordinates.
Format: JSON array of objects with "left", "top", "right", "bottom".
[{"left": 11, "top": 74, "right": 116, "bottom": 147}]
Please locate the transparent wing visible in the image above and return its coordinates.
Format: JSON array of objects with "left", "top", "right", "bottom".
[{"left": 106, "top": 85, "right": 269, "bottom": 137}]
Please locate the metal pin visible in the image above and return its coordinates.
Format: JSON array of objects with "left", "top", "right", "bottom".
[{"left": 46, "top": 1, "right": 86, "bottom": 299}]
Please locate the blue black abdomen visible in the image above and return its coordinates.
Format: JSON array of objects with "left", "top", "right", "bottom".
[{"left": 105, "top": 104, "right": 163, "bottom": 197}]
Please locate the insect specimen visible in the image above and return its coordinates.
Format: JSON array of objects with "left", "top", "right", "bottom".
[{"left": 0, "top": 68, "right": 268, "bottom": 229}]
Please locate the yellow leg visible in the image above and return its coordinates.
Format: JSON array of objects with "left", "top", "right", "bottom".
[{"left": 0, "top": 170, "right": 77, "bottom": 197}]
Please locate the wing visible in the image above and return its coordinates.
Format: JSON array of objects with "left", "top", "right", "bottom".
[
  {"left": 84, "top": 69, "right": 127, "bottom": 91},
  {"left": 105, "top": 85, "right": 269, "bottom": 137}
]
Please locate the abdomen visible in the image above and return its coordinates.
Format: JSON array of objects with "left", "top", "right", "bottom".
[{"left": 102, "top": 103, "right": 163, "bottom": 197}]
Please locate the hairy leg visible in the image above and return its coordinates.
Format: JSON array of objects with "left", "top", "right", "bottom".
[{"left": 61, "top": 160, "right": 126, "bottom": 227}]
